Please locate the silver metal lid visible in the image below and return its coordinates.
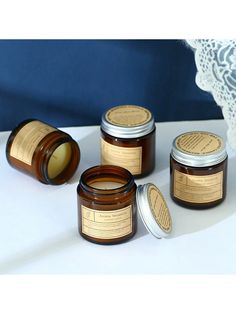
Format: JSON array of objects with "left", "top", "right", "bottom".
[
  {"left": 136, "top": 183, "right": 172, "bottom": 239},
  {"left": 101, "top": 105, "right": 155, "bottom": 138},
  {"left": 171, "top": 131, "right": 227, "bottom": 167}
]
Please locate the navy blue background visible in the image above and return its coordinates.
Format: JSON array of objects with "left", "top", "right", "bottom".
[{"left": 0, "top": 40, "right": 222, "bottom": 131}]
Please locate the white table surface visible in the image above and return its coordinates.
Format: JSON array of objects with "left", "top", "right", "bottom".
[{"left": 0, "top": 119, "right": 236, "bottom": 274}]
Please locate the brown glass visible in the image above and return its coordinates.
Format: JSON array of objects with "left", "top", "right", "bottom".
[
  {"left": 101, "top": 127, "right": 156, "bottom": 178},
  {"left": 77, "top": 165, "right": 137, "bottom": 245},
  {"left": 170, "top": 155, "right": 228, "bottom": 209},
  {"left": 6, "top": 119, "right": 80, "bottom": 185}
]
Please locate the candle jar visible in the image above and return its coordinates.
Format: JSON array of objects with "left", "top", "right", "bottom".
[
  {"left": 100, "top": 105, "right": 156, "bottom": 178},
  {"left": 77, "top": 165, "right": 137, "bottom": 245},
  {"left": 170, "top": 131, "right": 228, "bottom": 209},
  {"left": 6, "top": 119, "right": 80, "bottom": 185},
  {"left": 77, "top": 165, "right": 172, "bottom": 245}
]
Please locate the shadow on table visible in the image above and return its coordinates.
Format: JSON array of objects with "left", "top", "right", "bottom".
[
  {"left": 166, "top": 155, "right": 236, "bottom": 238},
  {"left": 0, "top": 229, "right": 80, "bottom": 274},
  {"left": 133, "top": 214, "right": 149, "bottom": 240},
  {"left": 68, "top": 129, "right": 100, "bottom": 184}
]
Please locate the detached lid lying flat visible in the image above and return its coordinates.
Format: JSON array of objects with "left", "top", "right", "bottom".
[{"left": 136, "top": 183, "right": 172, "bottom": 239}]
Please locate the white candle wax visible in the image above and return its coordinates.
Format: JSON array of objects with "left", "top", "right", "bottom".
[
  {"left": 47, "top": 143, "right": 72, "bottom": 179},
  {"left": 89, "top": 181, "right": 124, "bottom": 190}
]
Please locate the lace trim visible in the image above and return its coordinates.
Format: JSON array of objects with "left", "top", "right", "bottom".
[{"left": 187, "top": 39, "right": 236, "bottom": 149}]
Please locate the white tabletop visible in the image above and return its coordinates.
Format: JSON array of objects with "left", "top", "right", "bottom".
[{"left": 0, "top": 119, "right": 236, "bottom": 274}]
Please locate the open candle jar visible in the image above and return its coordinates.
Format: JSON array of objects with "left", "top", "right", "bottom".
[
  {"left": 6, "top": 119, "right": 80, "bottom": 185},
  {"left": 170, "top": 131, "right": 228, "bottom": 209},
  {"left": 77, "top": 165, "right": 172, "bottom": 245}
]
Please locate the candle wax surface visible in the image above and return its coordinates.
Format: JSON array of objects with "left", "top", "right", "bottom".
[
  {"left": 47, "top": 143, "right": 72, "bottom": 179},
  {"left": 89, "top": 181, "right": 124, "bottom": 190}
]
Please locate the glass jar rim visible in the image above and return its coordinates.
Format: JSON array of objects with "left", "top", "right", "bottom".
[
  {"left": 41, "top": 136, "right": 80, "bottom": 184},
  {"left": 78, "top": 165, "right": 135, "bottom": 195}
]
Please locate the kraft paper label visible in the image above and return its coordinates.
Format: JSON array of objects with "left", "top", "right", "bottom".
[
  {"left": 175, "top": 131, "right": 223, "bottom": 155},
  {"left": 148, "top": 184, "right": 171, "bottom": 232},
  {"left": 174, "top": 170, "right": 223, "bottom": 203},
  {"left": 10, "top": 121, "right": 56, "bottom": 165},
  {"left": 81, "top": 205, "right": 132, "bottom": 239},
  {"left": 106, "top": 105, "right": 151, "bottom": 127},
  {"left": 101, "top": 138, "right": 142, "bottom": 175}
]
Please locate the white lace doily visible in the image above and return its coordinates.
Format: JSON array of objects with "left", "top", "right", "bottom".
[{"left": 187, "top": 39, "right": 236, "bottom": 149}]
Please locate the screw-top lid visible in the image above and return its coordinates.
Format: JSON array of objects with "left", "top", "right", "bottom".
[
  {"left": 136, "top": 183, "right": 172, "bottom": 239},
  {"left": 171, "top": 131, "right": 227, "bottom": 167},
  {"left": 101, "top": 105, "right": 155, "bottom": 138}
]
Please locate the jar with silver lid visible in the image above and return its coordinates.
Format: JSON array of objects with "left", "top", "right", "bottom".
[
  {"left": 100, "top": 105, "right": 156, "bottom": 178},
  {"left": 170, "top": 131, "right": 228, "bottom": 209}
]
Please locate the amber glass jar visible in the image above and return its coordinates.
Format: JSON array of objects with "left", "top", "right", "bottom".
[
  {"left": 170, "top": 131, "right": 228, "bottom": 209},
  {"left": 6, "top": 119, "right": 80, "bottom": 185},
  {"left": 77, "top": 165, "right": 137, "bottom": 245},
  {"left": 100, "top": 105, "right": 156, "bottom": 178}
]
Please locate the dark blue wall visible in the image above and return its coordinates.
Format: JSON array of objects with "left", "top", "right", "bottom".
[{"left": 0, "top": 40, "right": 222, "bottom": 131}]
